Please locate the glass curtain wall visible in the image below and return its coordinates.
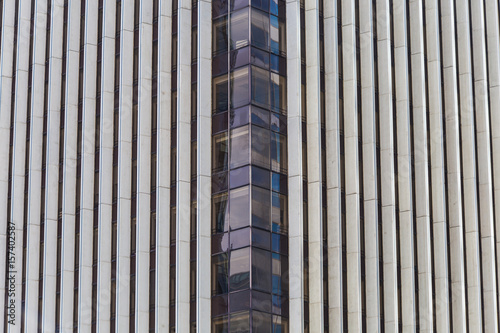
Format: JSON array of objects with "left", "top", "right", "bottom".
[{"left": 211, "top": 0, "right": 289, "bottom": 331}]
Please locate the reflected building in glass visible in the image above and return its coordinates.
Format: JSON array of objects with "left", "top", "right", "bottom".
[{"left": 2, "top": 0, "right": 500, "bottom": 332}]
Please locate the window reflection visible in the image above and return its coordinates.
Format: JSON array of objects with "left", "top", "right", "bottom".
[
  {"left": 213, "top": 17, "right": 228, "bottom": 54},
  {"left": 229, "top": 248, "right": 250, "bottom": 291},
  {"left": 251, "top": 125, "right": 270, "bottom": 168},
  {"left": 212, "top": 315, "right": 229, "bottom": 333},
  {"left": 231, "top": 67, "right": 249, "bottom": 108},
  {"left": 271, "top": 192, "right": 287, "bottom": 233},
  {"left": 212, "top": 193, "right": 229, "bottom": 233},
  {"left": 213, "top": 132, "right": 229, "bottom": 172},
  {"left": 229, "top": 186, "right": 250, "bottom": 230},
  {"left": 252, "top": 186, "right": 271, "bottom": 230},
  {"left": 251, "top": 9, "right": 269, "bottom": 50},
  {"left": 212, "top": 253, "right": 229, "bottom": 294},
  {"left": 252, "top": 248, "right": 272, "bottom": 292},
  {"left": 213, "top": 74, "right": 229, "bottom": 112},
  {"left": 251, "top": 66, "right": 270, "bottom": 107},
  {"left": 252, "top": 311, "right": 272, "bottom": 332},
  {"left": 231, "top": 9, "right": 249, "bottom": 49},
  {"left": 230, "top": 126, "right": 249, "bottom": 169},
  {"left": 270, "top": 73, "right": 286, "bottom": 112},
  {"left": 271, "top": 132, "right": 287, "bottom": 172},
  {"left": 230, "top": 312, "right": 250, "bottom": 333}
]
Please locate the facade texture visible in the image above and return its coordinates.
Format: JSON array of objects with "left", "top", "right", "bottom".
[{"left": 1, "top": 0, "right": 500, "bottom": 332}]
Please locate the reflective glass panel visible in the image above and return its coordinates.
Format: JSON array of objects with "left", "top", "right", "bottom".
[
  {"left": 213, "top": 17, "right": 228, "bottom": 54},
  {"left": 270, "top": 113, "right": 286, "bottom": 134},
  {"left": 229, "top": 248, "right": 250, "bottom": 291},
  {"left": 252, "top": 248, "right": 272, "bottom": 292},
  {"left": 270, "top": 0, "right": 278, "bottom": 15},
  {"left": 253, "top": 228, "right": 271, "bottom": 250},
  {"left": 251, "top": 9, "right": 269, "bottom": 50},
  {"left": 212, "top": 315, "right": 229, "bottom": 333},
  {"left": 271, "top": 192, "right": 287, "bottom": 233},
  {"left": 229, "top": 186, "right": 250, "bottom": 230},
  {"left": 230, "top": 106, "right": 249, "bottom": 128},
  {"left": 212, "top": 232, "right": 229, "bottom": 254},
  {"left": 213, "top": 74, "right": 229, "bottom": 112},
  {"left": 212, "top": 193, "right": 229, "bottom": 233},
  {"left": 251, "top": 67, "right": 270, "bottom": 107},
  {"left": 251, "top": 125, "right": 270, "bottom": 168},
  {"left": 230, "top": 46, "right": 250, "bottom": 70},
  {"left": 270, "top": 73, "right": 286, "bottom": 112},
  {"left": 231, "top": 67, "right": 249, "bottom": 109},
  {"left": 252, "top": 311, "right": 272, "bottom": 333},
  {"left": 213, "top": 132, "right": 229, "bottom": 172},
  {"left": 271, "top": 132, "right": 287, "bottom": 172},
  {"left": 212, "top": 253, "right": 229, "bottom": 294},
  {"left": 230, "top": 166, "right": 250, "bottom": 189},
  {"left": 251, "top": 47, "right": 269, "bottom": 69},
  {"left": 230, "top": 312, "right": 250, "bottom": 333},
  {"left": 213, "top": 0, "right": 229, "bottom": 17},
  {"left": 251, "top": 106, "right": 270, "bottom": 128},
  {"left": 272, "top": 316, "right": 288, "bottom": 333},
  {"left": 230, "top": 126, "right": 249, "bottom": 169},
  {"left": 229, "top": 290, "right": 251, "bottom": 313},
  {"left": 270, "top": 16, "right": 279, "bottom": 54},
  {"left": 230, "top": 227, "right": 251, "bottom": 249},
  {"left": 252, "top": 186, "right": 271, "bottom": 230},
  {"left": 230, "top": 9, "right": 249, "bottom": 50},
  {"left": 252, "top": 166, "right": 270, "bottom": 189},
  {"left": 212, "top": 295, "right": 229, "bottom": 316},
  {"left": 252, "top": 290, "right": 272, "bottom": 313},
  {"left": 252, "top": 0, "right": 269, "bottom": 12}
]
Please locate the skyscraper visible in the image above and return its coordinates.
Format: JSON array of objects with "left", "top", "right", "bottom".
[{"left": 1, "top": 0, "right": 500, "bottom": 332}]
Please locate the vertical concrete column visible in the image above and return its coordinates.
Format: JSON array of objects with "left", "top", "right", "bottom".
[
  {"left": 96, "top": 0, "right": 116, "bottom": 331},
  {"left": 324, "top": 0, "right": 342, "bottom": 331},
  {"left": 341, "top": 0, "right": 361, "bottom": 331},
  {"left": 305, "top": 0, "right": 324, "bottom": 331},
  {"left": 176, "top": 0, "right": 191, "bottom": 330},
  {"left": 376, "top": 0, "right": 398, "bottom": 331},
  {"left": 408, "top": 1, "right": 433, "bottom": 331},
  {"left": 469, "top": 1, "right": 498, "bottom": 330},
  {"left": 196, "top": 0, "right": 212, "bottom": 330},
  {"left": 359, "top": 2, "right": 381, "bottom": 331},
  {"left": 116, "top": 0, "right": 134, "bottom": 331},
  {"left": 484, "top": 0, "right": 500, "bottom": 305},
  {"left": 7, "top": 1, "right": 32, "bottom": 332},
  {"left": 393, "top": 0, "right": 416, "bottom": 330},
  {"left": 286, "top": 0, "right": 305, "bottom": 331},
  {"left": 60, "top": 0, "right": 81, "bottom": 330},
  {"left": 439, "top": 0, "right": 467, "bottom": 330},
  {"left": 424, "top": 0, "right": 451, "bottom": 331},
  {"left": 455, "top": 0, "right": 483, "bottom": 330},
  {"left": 78, "top": 0, "right": 99, "bottom": 330},
  {"left": 135, "top": 1, "right": 153, "bottom": 330},
  {"left": 42, "top": 1, "right": 65, "bottom": 331},
  {"left": 0, "top": 1, "right": 16, "bottom": 327},
  {"left": 25, "top": 1, "right": 48, "bottom": 331},
  {"left": 156, "top": 0, "right": 172, "bottom": 329}
]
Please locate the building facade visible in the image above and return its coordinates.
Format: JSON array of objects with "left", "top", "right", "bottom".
[{"left": 1, "top": 0, "right": 500, "bottom": 332}]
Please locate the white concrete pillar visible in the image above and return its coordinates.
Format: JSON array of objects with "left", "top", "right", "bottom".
[
  {"left": 59, "top": 0, "right": 82, "bottom": 330},
  {"left": 25, "top": 1, "right": 48, "bottom": 331},
  {"left": 196, "top": 0, "right": 212, "bottom": 331},
  {"left": 341, "top": 0, "right": 362, "bottom": 331},
  {"left": 469, "top": 1, "right": 499, "bottom": 330},
  {"left": 393, "top": 0, "right": 417, "bottom": 330},
  {"left": 439, "top": 0, "right": 467, "bottom": 330},
  {"left": 7, "top": 0, "right": 32, "bottom": 331},
  {"left": 135, "top": 0, "right": 153, "bottom": 330},
  {"left": 156, "top": 0, "right": 172, "bottom": 329},
  {"left": 324, "top": 0, "right": 342, "bottom": 331},
  {"left": 176, "top": 0, "right": 191, "bottom": 330},
  {"left": 286, "top": 0, "right": 305, "bottom": 331},
  {"left": 424, "top": 0, "right": 451, "bottom": 331},
  {"left": 455, "top": 0, "right": 484, "bottom": 330},
  {"left": 359, "top": 1, "right": 381, "bottom": 331},
  {"left": 96, "top": 0, "right": 116, "bottom": 331},
  {"left": 116, "top": 0, "right": 134, "bottom": 331},
  {"left": 0, "top": 1, "right": 17, "bottom": 327},
  {"left": 376, "top": 1, "right": 398, "bottom": 332}
]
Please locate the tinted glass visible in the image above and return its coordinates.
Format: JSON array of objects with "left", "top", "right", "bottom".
[
  {"left": 270, "top": 16, "right": 279, "bottom": 54},
  {"left": 252, "top": 290, "right": 272, "bottom": 312},
  {"left": 251, "top": 47, "right": 269, "bottom": 69},
  {"left": 252, "top": 248, "right": 272, "bottom": 292},
  {"left": 270, "top": 73, "right": 286, "bottom": 112},
  {"left": 212, "top": 295, "right": 229, "bottom": 316},
  {"left": 251, "top": 66, "right": 269, "bottom": 107},
  {"left": 231, "top": 9, "right": 249, "bottom": 50},
  {"left": 212, "top": 193, "right": 228, "bottom": 233},
  {"left": 252, "top": 228, "right": 271, "bottom": 250},
  {"left": 271, "top": 192, "right": 287, "bottom": 233},
  {"left": 251, "top": 9, "right": 269, "bottom": 50},
  {"left": 212, "top": 232, "right": 229, "bottom": 253},
  {"left": 213, "top": 0, "right": 229, "bottom": 17},
  {"left": 229, "top": 186, "right": 250, "bottom": 230},
  {"left": 252, "top": 166, "right": 270, "bottom": 189},
  {"left": 230, "top": 227, "right": 251, "bottom": 249},
  {"left": 213, "top": 17, "right": 228, "bottom": 54},
  {"left": 212, "top": 253, "right": 229, "bottom": 294},
  {"left": 271, "top": 132, "right": 287, "bottom": 172},
  {"left": 229, "top": 290, "right": 251, "bottom": 312},
  {"left": 271, "top": 172, "right": 287, "bottom": 194},
  {"left": 212, "top": 315, "right": 229, "bottom": 333},
  {"left": 251, "top": 125, "right": 270, "bottom": 168},
  {"left": 251, "top": 106, "right": 270, "bottom": 128},
  {"left": 213, "top": 132, "right": 229, "bottom": 172},
  {"left": 230, "top": 47, "right": 250, "bottom": 70},
  {"left": 252, "top": 311, "right": 272, "bottom": 332},
  {"left": 213, "top": 74, "right": 229, "bottom": 112},
  {"left": 230, "top": 312, "right": 250, "bottom": 333},
  {"left": 229, "top": 248, "right": 250, "bottom": 291},
  {"left": 230, "top": 106, "right": 249, "bottom": 128},
  {"left": 213, "top": 52, "right": 229, "bottom": 76},
  {"left": 230, "top": 126, "right": 249, "bottom": 168},
  {"left": 252, "top": 186, "right": 271, "bottom": 230},
  {"left": 230, "top": 166, "right": 250, "bottom": 189},
  {"left": 252, "top": 0, "right": 269, "bottom": 12},
  {"left": 231, "top": 67, "right": 249, "bottom": 108},
  {"left": 270, "top": 0, "right": 278, "bottom": 15}
]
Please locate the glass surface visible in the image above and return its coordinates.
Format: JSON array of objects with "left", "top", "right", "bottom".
[
  {"left": 213, "top": 17, "right": 228, "bottom": 54},
  {"left": 252, "top": 166, "right": 270, "bottom": 189},
  {"left": 272, "top": 253, "right": 288, "bottom": 296},
  {"left": 252, "top": 228, "right": 271, "bottom": 250},
  {"left": 212, "top": 232, "right": 229, "bottom": 254},
  {"left": 213, "top": 111, "right": 228, "bottom": 134},
  {"left": 212, "top": 193, "right": 229, "bottom": 233},
  {"left": 230, "top": 47, "right": 250, "bottom": 70},
  {"left": 231, "top": 67, "right": 249, "bottom": 109},
  {"left": 252, "top": 248, "right": 272, "bottom": 292},
  {"left": 231, "top": 0, "right": 249, "bottom": 12},
  {"left": 212, "top": 315, "right": 229, "bottom": 333},
  {"left": 229, "top": 248, "right": 250, "bottom": 291},
  {"left": 213, "top": 52, "right": 229, "bottom": 76},
  {"left": 229, "top": 227, "right": 251, "bottom": 249},
  {"left": 252, "top": 186, "right": 271, "bottom": 230},
  {"left": 251, "top": 125, "right": 270, "bottom": 168},
  {"left": 279, "top": 19, "right": 286, "bottom": 54},
  {"left": 271, "top": 132, "right": 287, "bottom": 172},
  {"left": 272, "top": 315, "right": 288, "bottom": 332},
  {"left": 251, "top": 47, "right": 269, "bottom": 69},
  {"left": 270, "top": 73, "right": 286, "bottom": 112},
  {"left": 271, "top": 172, "right": 287, "bottom": 194},
  {"left": 271, "top": 192, "right": 287, "bottom": 233},
  {"left": 251, "top": 106, "right": 269, "bottom": 128},
  {"left": 251, "top": 66, "right": 270, "bottom": 107},
  {"left": 230, "top": 126, "right": 249, "bottom": 169},
  {"left": 230, "top": 166, "right": 250, "bottom": 189},
  {"left": 213, "top": 132, "right": 229, "bottom": 172},
  {"left": 212, "top": 171, "right": 228, "bottom": 194},
  {"left": 252, "top": 290, "right": 272, "bottom": 312},
  {"left": 230, "top": 106, "right": 249, "bottom": 128},
  {"left": 212, "top": 295, "right": 229, "bottom": 316},
  {"left": 271, "top": 233, "right": 287, "bottom": 254},
  {"left": 252, "top": 311, "right": 272, "bottom": 333},
  {"left": 212, "top": 253, "right": 229, "bottom": 295},
  {"left": 229, "top": 290, "right": 251, "bottom": 312},
  {"left": 252, "top": 0, "right": 269, "bottom": 12},
  {"left": 270, "top": 0, "right": 278, "bottom": 15},
  {"left": 270, "top": 113, "right": 286, "bottom": 134},
  {"left": 270, "top": 54, "right": 286, "bottom": 75},
  {"left": 270, "top": 16, "right": 279, "bottom": 54},
  {"left": 213, "top": 0, "right": 229, "bottom": 17},
  {"left": 213, "top": 74, "right": 229, "bottom": 112},
  {"left": 231, "top": 9, "right": 249, "bottom": 50},
  {"left": 230, "top": 312, "right": 250, "bottom": 333},
  {"left": 251, "top": 9, "right": 269, "bottom": 50},
  {"left": 229, "top": 186, "right": 250, "bottom": 230}
]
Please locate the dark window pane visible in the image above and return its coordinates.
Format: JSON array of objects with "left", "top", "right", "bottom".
[
  {"left": 230, "top": 227, "right": 250, "bottom": 249},
  {"left": 251, "top": 106, "right": 270, "bottom": 128},
  {"left": 271, "top": 172, "right": 287, "bottom": 194},
  {"left": 229, "top": 248, "right": 250, "bottom": 291},
  {"left": 279, "top": 19, "right": 286, "bottom": 54},
  {"left": 229, "top": 186, "right": 250, "bottom": 230},
  {"left": 251, "top": 47, "right": 269, "bottom": 69},
  {"left": 231, "top": 0, "right": 249, "bottom": 12},
  {"left": 271, "top": 232, "right": 287, "bottom": 254},
  {"left": 213, "top": 17, "right": 228, "bottom": 54},
  {"left": 230, "top": 166, "right": 250, "bottom": 189},
  {"left": 213, "top": 74, "right": 229, "bottom": 112},
  {"left": 252, "top": 290, "right": 272, "bottom": 312},
  {"left": 231, "top": 67, "right": 249, "bottom": 108},
  {"left": 252, "top": 166, "right": 270, "bottom": 189},
  {"left": 252, "top": 311, "right": 272, "bottom": 333},
  {"left": 252, "top": 228, "right": 271, "bottom": 250},
  {"left": 213, "top": 52, "right": 229, "bottom": 76},
  {"left": 213, "top": 111, "right": 228, "bottom": 134},
  {"left": 212, "top": 171, "right": 228, "bottom": 194},
  {"left": 213, "top": 0, "right": 229, "bottom": 17},
  {"left": 251, "top": 66, "right": 269, "bottom": 107},
  {"left": 271, "top": 192, "right": 287, "bottom": 233},
  {"left": 212, "top": 193, "right": 229, "bottom": 233},
  {"left": 251, "top": 125, "right": 270, "bottom": 168},
  {"left": 270, "top": 0, "right": 278, "bottom": 15},
  {"left": 212, "top": 232, "right": 229, "bottom": 254},
  {"left": 230, "top": 47, "right": 250, "bottom": 70},
  {"left": 252, "top": 0, "right": 269, "bottom": 12},
  {"left": 270, "top": 73, "right": 286, "bottom": 112},
  {"left": 252, "top": 248, "right": 272, "bottom": 292},
  {"left": 229, "top": 290, "right": 250, "bottom": 312},
  {"left": 270, "top": 54, "right": 286, "bottom": 75},
  {"left": 212, "top": 295, "right": 228, "bottom": 316},
  {"left": 251, "top": 9, "right": 269, "bottom": 50},
  {"left": 231, "top": 9, "right": 249, "bottom": 50},
  {"left": 272, "top": 253, "right": 288, "bottom": 296},
  {"left": 213, "top": 132, "right": 229, "bottom": 172},
  {"left": 272, "top": 315, "right": 289, "bottom": 333},
  {"left": 212, "top": 253, "right": 229, "bottom": 295},
  {"left": 230, "top": 126, "right": 249, "bottom": 169},
  {"left": 212, "top": 315, "right": 229, "bottom": 333},
  {"left": 230, "top": 106, "right": 249, "bottom": 128},
  {"left": 252, "top": 186, "right": 271, "bottom": 230},
  {"left": 271, "top": 132, "right": 287, "bottom": 172},
  {"left": 270, "top": 113, "right": 286, "bottom": 134},
  {"left": 270, "top": 16, "right": 279, "bottom": 54},
  {"left": 230, "top": 312, "right": 250, "bottom": 333}
]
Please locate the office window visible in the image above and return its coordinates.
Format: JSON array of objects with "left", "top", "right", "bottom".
[
  {"left": 230, "top": 126, "right": 250, "bottom": 169},
  {"left": 251, "top": 9, "right": 269, "bottom": 50},
  {"left": 231, "top": 9, "right": 249, "bottom": 49},
  {"left": 229, "top": 186, "right": 250, "bottom": 230},
  {"left": 229, "top": 247, "right": 250, "bottom": 291},
  {"left": 231, "top": 66, "right": 250, "bottom": 109},
  {"left": 252, "top": 186, "right": 271, "bottom": 230}
]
